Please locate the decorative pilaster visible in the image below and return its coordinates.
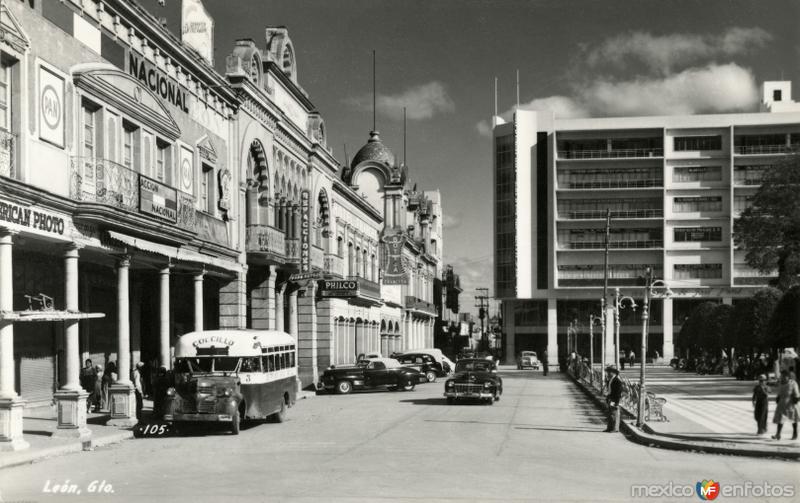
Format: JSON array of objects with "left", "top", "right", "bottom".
[
  {"left": 159, "top": 265, "right": 171, "bottom": 369},
  {"left": 194, "top": 270, "right": 204, "bottom": 332},
  {"left": 276, "top": 283, "right": 286, "bottom": 332}
]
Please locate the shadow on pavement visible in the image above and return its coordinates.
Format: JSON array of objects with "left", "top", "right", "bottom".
[
  {"left": 514, "top": 425, "right": 605, "bottom": 433},
  {"left": 399, "top": 398, "right": 493, "bottom": 406}
]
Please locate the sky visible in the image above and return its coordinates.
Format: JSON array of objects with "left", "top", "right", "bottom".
[{"left": 144, "top": 0, "right": 800, "bottom": 315}]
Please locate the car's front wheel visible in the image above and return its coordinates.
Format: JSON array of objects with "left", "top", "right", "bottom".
[
  {"left": 425, "top": 371, "right": 437, "bottom": 383},
  {"left": 336, "top": 380, "right": 353, "bottom": 394},
  {"left": 401, "top": 380, "right": 415, "bottom": 392},
  {"left": 231, "top": 410, "right": 241, "bottom": 435}
]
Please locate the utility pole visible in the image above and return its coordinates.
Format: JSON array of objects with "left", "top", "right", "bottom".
[
  {"left": 601, "top": 209, "right": 611, "bottom": 382},
  {"left": 475, "top": 288, "right": 490, "bottom": 352}
]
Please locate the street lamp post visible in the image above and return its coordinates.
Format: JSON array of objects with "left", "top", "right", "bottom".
[
  {"left": 588, "top": 314, "right": 602, "bottom": 387},
  {"left": 636, "top": 267, "right": 672, "bottom": 428},
  {"left": 614, "top": 288, "right": 637, "bottom": 371}
]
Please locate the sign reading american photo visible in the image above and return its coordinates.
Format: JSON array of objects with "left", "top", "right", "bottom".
[
  {"left": 39, "top": 65, "right": 65, "bottom": 148},
  {"left": 139, "top": 176, "right": 178, "bottom": 222}
]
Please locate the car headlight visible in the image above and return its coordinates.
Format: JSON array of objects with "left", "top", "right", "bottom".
[
  {"left": 166, "top": 387, "right": 176, "bottom": 397},
  {"left": 483, "top": 382, "right": 492, "bottom": 388},
  {"left": 446, "top": 381, "right": 454, "bottom": 388}
]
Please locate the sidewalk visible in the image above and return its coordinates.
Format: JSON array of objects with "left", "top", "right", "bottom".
[
  {"left": 571, "top": 366, "right": 800, "bottom": 459},
  {"left": 0, "top": 407, "right": 136, "bottom": 471}
]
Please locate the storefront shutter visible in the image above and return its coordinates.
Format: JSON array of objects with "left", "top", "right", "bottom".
[{"left": 20, "top": 355, "right": 55, "bottom": 404}]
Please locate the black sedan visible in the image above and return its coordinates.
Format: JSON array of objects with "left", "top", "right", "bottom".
[
  {"left": 443, "top": 359, "right": 503, "bottom": 405},
  {"left": 320, "top": 358, "right": 425, "bottom": 394}
]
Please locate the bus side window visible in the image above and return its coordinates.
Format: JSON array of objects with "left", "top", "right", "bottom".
[
  {"left": 268, "top": 354, "right": 275, "bottom": 372},
  {"left": 290, "top": 352, "right": 295, "bottom": 368},
  {"left": 279, "top": 352, "right": 286, "bottom": 370}
]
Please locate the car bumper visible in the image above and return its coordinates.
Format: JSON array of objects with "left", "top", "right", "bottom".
[
  {"left": 444, "top": 391, "right": 494, "bottom": 399},
  {"left": 164, "top": 413, "right": 234, "bottom": 422}
]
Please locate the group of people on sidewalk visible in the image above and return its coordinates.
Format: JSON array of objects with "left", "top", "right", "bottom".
[
  {"left": 79, "top": 359, "right": 173, "bottom": 421},
  {"left": 752, "top": 370, "right": 799, "bottom": 440}
]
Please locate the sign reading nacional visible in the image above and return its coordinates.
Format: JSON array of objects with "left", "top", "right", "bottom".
[
  {"left": 0, "top": 198, "right": 68, "bottom": 237},
  {"left": 318, "top": 280, "right": 359, "bottom": 298},
  {"left": 128, "top": 53, "right": 189, "bottom": 113},
  {"left": 139, "top": 176, "right": 178, "bottom": 222},
  {"left": 182, "top": 0, "right": 214, "bottom": 65},
  {"left": 39, "top": 66, "right": 65, "bottom": 148},
  {"left": 300, "top": 190, "right": 311, "bottom": 273}
]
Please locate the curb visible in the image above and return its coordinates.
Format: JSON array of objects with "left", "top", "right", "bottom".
[
  {"left": 567, "top": 373, "right": 800, "bottom": 461},
  {"left": 0, "top": 429, "right": 134, "bottom": 471}
]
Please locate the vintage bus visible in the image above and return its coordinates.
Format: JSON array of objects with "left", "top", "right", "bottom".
[{"left": 163, "top": 329, "right": 297, "bottom": 434}]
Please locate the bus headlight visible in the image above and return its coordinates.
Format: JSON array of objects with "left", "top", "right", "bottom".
[
  {"left": 166, "top": 387, "right": 176, "bottom": 397},
  {"left": 217, "top": 388, "right": 232, "bottom": 397}
]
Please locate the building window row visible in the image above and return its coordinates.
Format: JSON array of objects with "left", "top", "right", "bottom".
[
  {"left": 672, "top": 166, "right": 722, "bottom": 182},
  {"left": 557, "top": 198, "right": 662, "bottom": 219},
  {"left": 672, "top": 196, "right": 722, "bottom": 213},
  {"left": 673, "top": 226, "right": 722, "bottom": 242},
  {"left": 733, "top": 165, "right": 769, "bottom": 185},
  {"left": 734, "top": 195, "right": 754, "bottom": 213},
  {"left": 734, "top": 133, "right": 800, "bottom": 154},
  {"left": 557, "top": 137, "right": 663, "bottom": 159},
  {"left": 557, "top": 167, "right": 662, "bottom": 189},
  {"left": 673, "top": 135, "right": 722, "bottom": 151},
  {"left": 557, "top": 264, "right": 660, "bottom": 280},
  {"left": 557, "top": 228, "right": 662, "bottom": 249},
  {"left": 673, "top": 263, "right": 722, "bottom": 279}
]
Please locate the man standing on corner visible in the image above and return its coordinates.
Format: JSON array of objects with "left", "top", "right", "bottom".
[
  {"left": 605, "top": 366, "right": 622, "bottom": 432},
  {"left": 541, "top": 350, "right": 548, "bottom": 376}
]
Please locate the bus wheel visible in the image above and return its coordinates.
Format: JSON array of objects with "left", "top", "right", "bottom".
[
  {"left": 271, "top": 396, "right": 287, "bottom": 423},
  {"left": 336, "top": 380, "right": 353, "bottom": 394},
  {"left": 231, "top": 410, "right": 240, "bottom": 435}
]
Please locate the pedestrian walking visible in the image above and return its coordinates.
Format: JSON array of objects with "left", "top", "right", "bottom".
[
  {"left": 133, "top": 361, "right": 144, "bottom": 420},
  {"left": 772, "top": 370, "right": 799, "bottom": 440},
  {"left": 90, "top": 365, "right": 103, "bottom": 413},
  {"left": 620, "top": 350, "right": 626, "bottom": 370},
  {"left": 80, "top": 359, "right": 95, "bottom": 397},
  {"left": 101, "top": 361, "right": 117, "bottom": 412},
  {"left": 604, "top": 366, "right": 622, "bottom": 432},
  {"left": 628, "top": 350, "right": 636, "bottom": 368},
  {"left": 153, "top": 366, "right": 170, "bottom": 419},
  {"left": 752, "top": 374, "right": 769, "bottom": 435},
  {"left": 541, "top": 350, "right": 548, "bottom": 376}
]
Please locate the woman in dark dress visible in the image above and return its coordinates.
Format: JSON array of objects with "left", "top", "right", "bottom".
[{"left": 752, "top": 374, "right": 769, "bottom": 435}]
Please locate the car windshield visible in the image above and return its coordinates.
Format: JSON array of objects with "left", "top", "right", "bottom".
[
  {"left": 522, "top": 352, "right": 537, "bottom": 357},
  {"left": 174, "top": 357, "right": 241, "bottom": 374},
  {"left": 455, "top": 360, "right": 493, "bottom": 372}
]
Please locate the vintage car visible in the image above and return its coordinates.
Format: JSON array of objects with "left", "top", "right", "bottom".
[
  {"left": 319, "top": 358, "right": 425, "bottom": 394},
  {"left": 517, "top": 351, "right": 540, "bottom": 370},
  {"left": 394, "top": 352, "right": 448, "bottom": 383},
  {"left": 443, "top": 358, "right": 503, "bottom": 405}
]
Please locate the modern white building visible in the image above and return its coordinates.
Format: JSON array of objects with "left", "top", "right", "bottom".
[{"left": 494, "top": 82, "right": 800, "bottom": 367}]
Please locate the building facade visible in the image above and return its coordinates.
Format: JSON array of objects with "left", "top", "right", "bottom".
[{"left": 494, "top": 82, "right": 800, "bottom": 367}]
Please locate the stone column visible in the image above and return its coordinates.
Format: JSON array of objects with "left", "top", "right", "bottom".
[
  {"left": 546, "top": 298, "right": 558, "bottom": 368},
  {"left": 52, "top": 244, "right": 91, "bottom": 440},
  {"left": 662, "top": 297, "right": 674, "bottom": 361},
  {"left": 288, "top": 288, "right": 298, "bottom": 339},
  {"left": 194, "top": 270, "right": 204, "bottom": 332},
  {"left": 0, "top": 230, "right": 28, "bottom": 451},
  {"left": 108, "top": 255, "right": 136, "bottom": 427},
  {"left": 159, "top": 265, "right": 171, "bottom": 369},
  {"left": 276, "top": 283, "right": 286, "bottom": 332},
  {"left": 219, "top": 268, "right": 247, "bottom": 329},
  {"left": 297, "top": 282, "right": 318, "bottom": 388}
]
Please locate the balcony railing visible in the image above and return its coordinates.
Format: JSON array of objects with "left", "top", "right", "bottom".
[
  {"left": 352, "top": 276, "right": 381, "bottom": 300},
  {"left": 324, "top": 253, "right": 344, "bottom": 277},
  {"left": 245, "top": 224, "right": 285, "bottom": 256},
  {"left": 285, "top": 238, "right": 300, "bottom": 262},
  {"left": 733, "top": 177, "right": 762, "bottom": 186},
  {"left": 561, "top": 240, "right": 663, "bottom": 250},
  {"left": 559, "top": 178, "right": 663, "bottom": 190},
  {"left": 405, "top": 296, "right": 437, "bottom": 316},
  {"left": 70, "top": 157, "right": 196, "bottom": 231},
  {"left": 0, "top": 130, "right": 16, "bottom": 179},
  {"left": 558, "top": 148, "right": 663, "bottom": 160},
  {"left": 558, "top": 209, "right": 663, "bottom": 220},
  {"left": 735, "top": 144, "right": 796, "bottom": 155}
]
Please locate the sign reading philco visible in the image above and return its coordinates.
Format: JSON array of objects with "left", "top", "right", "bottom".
[
  {"left": 300, "top": 190, "right": 311, "bottom": 273},
  {"left": 0, "top": 198, "right": 67, "bottom": 237},
  {"left": 182, "top": 0, "right": 214, "bottom": 65},
  {"left": 139, "top": 176, "right": 178, "bottom": 222},
  {"left": 382, "top": 233, "right": 408, "bottom": 285},
  {"left": 39, "top": 66, "right": 65, "bottom": 148},
  {"left": 128, "top": 53, "right": 189, "bottom": 113},
  {"left": 318, "top": 279, "right": 359, "bottom": 298}
]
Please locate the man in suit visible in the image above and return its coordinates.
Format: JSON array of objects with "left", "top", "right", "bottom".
[{"left": 605, "top": 365, "right": 622, "bottom": 432}]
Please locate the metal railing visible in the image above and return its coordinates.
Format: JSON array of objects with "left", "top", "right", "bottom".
[
  {"left": 0, "top": 130, "right": 16, "bottom": 178},
  {"left": 559, "top": 209, "right": 663, "bottom": 220},
  {"left": 345, "top": 275, "right": 381, "bottom": 299},
  {"left": 245, "top": 224, "right": 286, "bottom": 256},
  {"left": 324, "top": 253, "right": 344, "bottom": 277},
  {"left": 563, "top": 240, "right": 663, "bottom": 250},
  {"left": 560, "top": 178, "right": 663, "bottom": 189},
  {"left": 735, "top": 144, "right": 796, "bottom": 155},
  {"left": 558, "top": 148, "right": 663, "bottom": 160},
  {"left": 70, "top": 157, "right": 196, "bottom": 231},
  {"left": 404, "top": 295, "right": 437, "bottom": 315}
]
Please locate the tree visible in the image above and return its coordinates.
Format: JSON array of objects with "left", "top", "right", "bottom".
[
  {"left": 768, "top": 285, "right": 800, "bottom": 351},
  {"left": 677, "top": 301, "right": 718, "bottom": 354},
  {"left": 734, "top": 152, "right": 800, "bottom": 290},
  {"left": 731, "top": 287, "right": 782, "bottom": 356}
]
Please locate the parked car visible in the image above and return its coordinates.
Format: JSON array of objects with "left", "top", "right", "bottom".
[
  {"left": 401, "top": 348, "right": 455, "bottom": 375},
  {"left": 319, "top": 358, "right": 424, "bottom": 394},
  {"left": 395, "top": 352, "right": 447, "bottom": 382},
  {"left": 517, "top": 351, "right": 540, "bottom": 370},
  {"left": 443, "top": 358, "right": 503, "bottom": 405}
]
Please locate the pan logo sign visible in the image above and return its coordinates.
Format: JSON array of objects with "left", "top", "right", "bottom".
[{"left": 696, "top": 480, "right": 720, "bottom": 500}]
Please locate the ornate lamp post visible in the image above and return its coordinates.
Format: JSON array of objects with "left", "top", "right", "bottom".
[
  {"left": 588, "top": 314, "right": 602, "bottom": 387},
  {"left": 636, "top": 267, "right": 673, "bottom": 427},
  {"left": 614, "top": 288, "right": 637, "bottom": 370}
]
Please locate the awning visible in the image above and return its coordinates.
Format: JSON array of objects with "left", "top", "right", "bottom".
[
  {"left": 107, "top": 231, "right": 179, "bottom": 257},
  {"left": 177, "top": 248, "right": 243, "bottom": 273}
]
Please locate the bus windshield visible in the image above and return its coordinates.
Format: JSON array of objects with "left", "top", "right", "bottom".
[{"left": 174, "top": 357, "right": 241, "bottom": 374}]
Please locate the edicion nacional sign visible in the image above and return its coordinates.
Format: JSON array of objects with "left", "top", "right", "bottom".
[{"left": 139, "top": 176, "right": 178, "bottom": 222}]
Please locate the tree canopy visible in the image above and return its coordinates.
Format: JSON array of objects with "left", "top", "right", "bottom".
[
  {"left": 731, "top": 287, "right": 782, "bottom": 352},
  {"left": 734, "top": 152, "right": 800, "bottom": 290},
  {"left": 768, "top": 284, "right": 800, "bottom": 350}
]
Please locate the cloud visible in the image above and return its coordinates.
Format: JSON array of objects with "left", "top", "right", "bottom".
[
  {"left": 346, "top": 81, "right": 455, "bottom": 121},
  {"left": 442, "top": 212, "right": 463, "bottom": 230},
  {"left": 586, "top": 27, "right": 772, "bottom": 75}
]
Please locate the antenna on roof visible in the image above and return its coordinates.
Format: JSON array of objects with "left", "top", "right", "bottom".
[
  {"left": 372, "top": 50, "right": 377, "bottom": 132},
  {"left": 492, "top": 77, "right": 498, "bottom": 127},
  {"left": 516, "top": 69, "right": 520, "bottom": 109},
  {"left": 403, "top": 107, "right": 407, "bottom": 167}
]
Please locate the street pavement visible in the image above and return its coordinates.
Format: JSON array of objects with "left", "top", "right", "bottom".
[
  {"left": 1, "top": 368, "right": 798, "bottom": 502},
  {"left": 620, "top": 367, "right": 799, "bottom": 446}
]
